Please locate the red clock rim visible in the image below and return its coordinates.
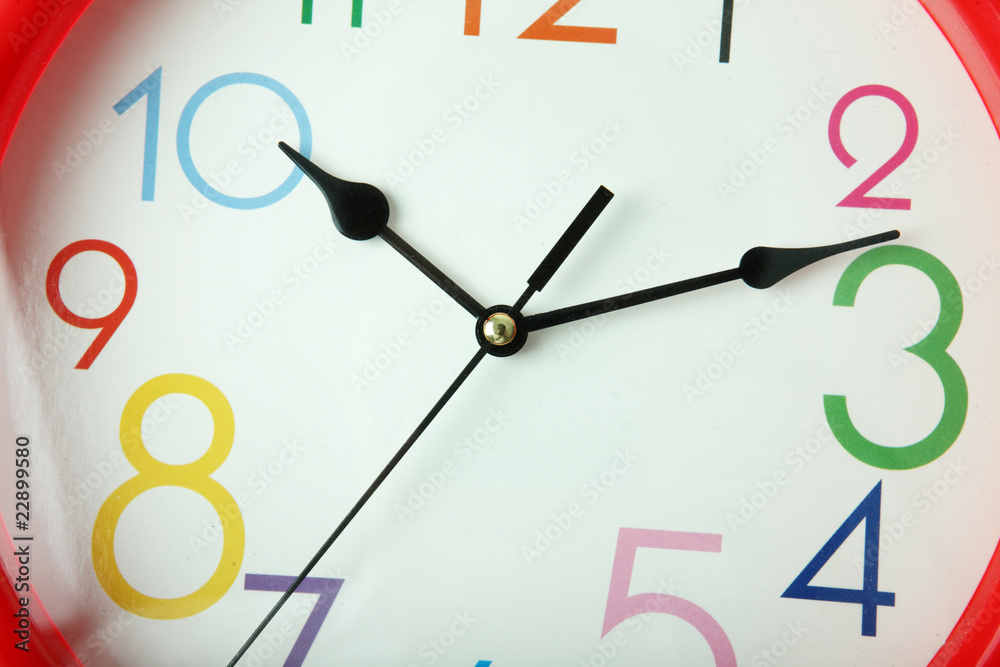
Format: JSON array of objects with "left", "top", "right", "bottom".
[{"left": 1, "top": 1, "right": 1000, "bottom": 665}]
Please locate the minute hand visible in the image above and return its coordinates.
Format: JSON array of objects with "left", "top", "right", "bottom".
[{"left": 522, "top": 230, "right": 900, "bottom": 332}]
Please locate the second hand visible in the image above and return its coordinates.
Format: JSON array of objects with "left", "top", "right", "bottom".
[
  {"left": 227, "top": 185, "right": 614, "bottom": 665},
  {"left": 226, "top": 346, "right": 487, "bottom": 667}
]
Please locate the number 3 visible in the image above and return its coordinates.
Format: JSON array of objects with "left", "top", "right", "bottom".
[{"left": 825, "top": 245, "right": 967, "bottom": 470}]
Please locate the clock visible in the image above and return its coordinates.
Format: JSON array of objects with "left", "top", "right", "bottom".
[{"left": 3, "top": 0, "right": 1000, "bottom": 665}]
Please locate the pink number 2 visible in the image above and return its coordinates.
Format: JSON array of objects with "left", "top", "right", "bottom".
[
  {"left": 602, "top": 527, "right": 736, "bottom": 666},
  {"left": 828, "top": 84, "right": 918, "bottom": 210}
]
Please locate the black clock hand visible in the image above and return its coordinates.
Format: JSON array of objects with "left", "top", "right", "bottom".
[
  {"left": 522, "top": 230, "right": 900, "bottom": 332},
  {"left": 227, "top": 346, "right": 488, "bottom": 667},
  {"left": 511, "top": 185, "right": 614, "bottom": 313},
  {"left": 229, "top": 185, "right": 610, "bottom": 665},
  {"left": 278, "top": 141, "right": 485, "bottom": 317},
  {"left": 278, "top": 141, "right": 389, "bottom": 241},
  {"left": 474, "top": 185, "right": 615, "bottom": 357}
]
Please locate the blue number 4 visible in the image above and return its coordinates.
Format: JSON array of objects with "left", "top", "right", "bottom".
[{"left": 782, "top": 481, "right": 895, "bottom": 636}]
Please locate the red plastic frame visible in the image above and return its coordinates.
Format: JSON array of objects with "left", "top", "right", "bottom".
[{"left": 1, "top": 1, "right": 1000, "bottom": 665}]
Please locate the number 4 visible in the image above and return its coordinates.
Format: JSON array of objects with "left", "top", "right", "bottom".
[
  {"left": 781, "top": 482, "right": 896, "bottom": 636},
  {"left": 603, "top": 527, "right": 736, "bottom": 666}
]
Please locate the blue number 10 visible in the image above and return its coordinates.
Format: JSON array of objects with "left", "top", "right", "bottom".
[{"left": 114, "top": 68, "right": 312, "bottom": 210}]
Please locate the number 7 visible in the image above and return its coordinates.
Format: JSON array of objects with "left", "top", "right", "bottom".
[
  {"left": 244, "top": 574, "right": 344, "bottom": 666},
  {"left": 602, "top": 527, "right": 736, "bottom": 666}
]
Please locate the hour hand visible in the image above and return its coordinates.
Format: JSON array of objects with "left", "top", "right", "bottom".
[
  {"left": 279, "top": 141, "right": 389, "bottom": 240},
  {"left": 278, "top": 142, "right": 485, "bottom": 317}
]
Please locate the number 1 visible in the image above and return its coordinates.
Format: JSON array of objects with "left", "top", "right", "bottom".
[
  {"left": 720, "top": 0, "right": 734, "bottom": 63},
  {"left": 465, "top": 0, "right": 482, "bottom": 36},
  {"left": 113, "top": 67, "right": 162, "bottom": 201}
]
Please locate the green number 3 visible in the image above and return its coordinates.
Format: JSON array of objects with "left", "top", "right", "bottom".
[{"left": 824, "top": 245, "right": 967, "bottom": 470}]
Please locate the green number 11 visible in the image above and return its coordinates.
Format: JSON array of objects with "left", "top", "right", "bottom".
[{"left": 302, "top": 1, "right": 363, "bottom": 26}]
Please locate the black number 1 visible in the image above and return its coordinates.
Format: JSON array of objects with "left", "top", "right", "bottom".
[{"left": 720, "top": 0, "right": 734, "bottom": 63}]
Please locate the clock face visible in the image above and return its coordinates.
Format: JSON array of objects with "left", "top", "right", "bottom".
[{"left": 3, "top": 0, "right": 1000, "bottom": 665}]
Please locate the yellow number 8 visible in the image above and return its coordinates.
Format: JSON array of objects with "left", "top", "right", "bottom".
[{"left": 92, "top": 374, "right": 244, "bottom": 619}]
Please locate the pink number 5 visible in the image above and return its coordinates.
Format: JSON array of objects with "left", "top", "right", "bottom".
[
  {"left": 602, "top": 527, "right": 736, "bottom": 666},
  {"left": 828, "top": 84, "right": 918, "bottom": 210}
]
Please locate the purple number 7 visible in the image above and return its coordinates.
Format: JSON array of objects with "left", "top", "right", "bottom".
[
  {"left": 602, "top": 527, "right": 736, "bottom": 666},
  {"left": 244, "top": 574, "right": 344, "bottom": 666}
]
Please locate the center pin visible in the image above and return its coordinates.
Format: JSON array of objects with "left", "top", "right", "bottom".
[
  {"left": 483, "top": 312, "right": 516, "bottom": 346},
  {"left": 476, "top": 305, "right": 528, "bottom": 357}
]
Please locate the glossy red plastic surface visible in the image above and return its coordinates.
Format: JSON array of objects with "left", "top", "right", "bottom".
[{"left": 0, "top": 0, "right": 999, "bottom": 665}]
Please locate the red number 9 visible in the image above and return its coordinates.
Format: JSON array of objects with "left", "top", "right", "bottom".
[{"left": 45, "top": 239, "right": 138, "bottom": 369}]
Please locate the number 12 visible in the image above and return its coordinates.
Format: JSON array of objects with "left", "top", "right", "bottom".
[{"left": 466, "top": 0, "right": 734, "bottom": 59}]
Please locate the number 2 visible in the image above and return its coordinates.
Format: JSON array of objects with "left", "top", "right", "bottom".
[
  {"left": 518, "top": 0, "right": 617, "bottom": 44},
  {"left": 828, "top": 85, "right": 918, "bottom": 210}
]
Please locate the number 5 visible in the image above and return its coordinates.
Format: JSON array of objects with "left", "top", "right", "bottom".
[{"left": 602, "top": 527, "right": 736, "bottom": 666}]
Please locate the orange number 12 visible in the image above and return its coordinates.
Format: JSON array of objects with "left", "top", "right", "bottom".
[{"left": 465, "top": 0, "right": 618, "bottom": 44}]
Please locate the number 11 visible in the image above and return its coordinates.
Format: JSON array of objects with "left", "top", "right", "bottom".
[{"left": 301, "top": 1, "right": 363, "bottom": 26}]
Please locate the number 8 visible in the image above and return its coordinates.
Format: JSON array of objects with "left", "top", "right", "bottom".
[{"left": 92, "top": 374, "right": 244, "bottom": 619}]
